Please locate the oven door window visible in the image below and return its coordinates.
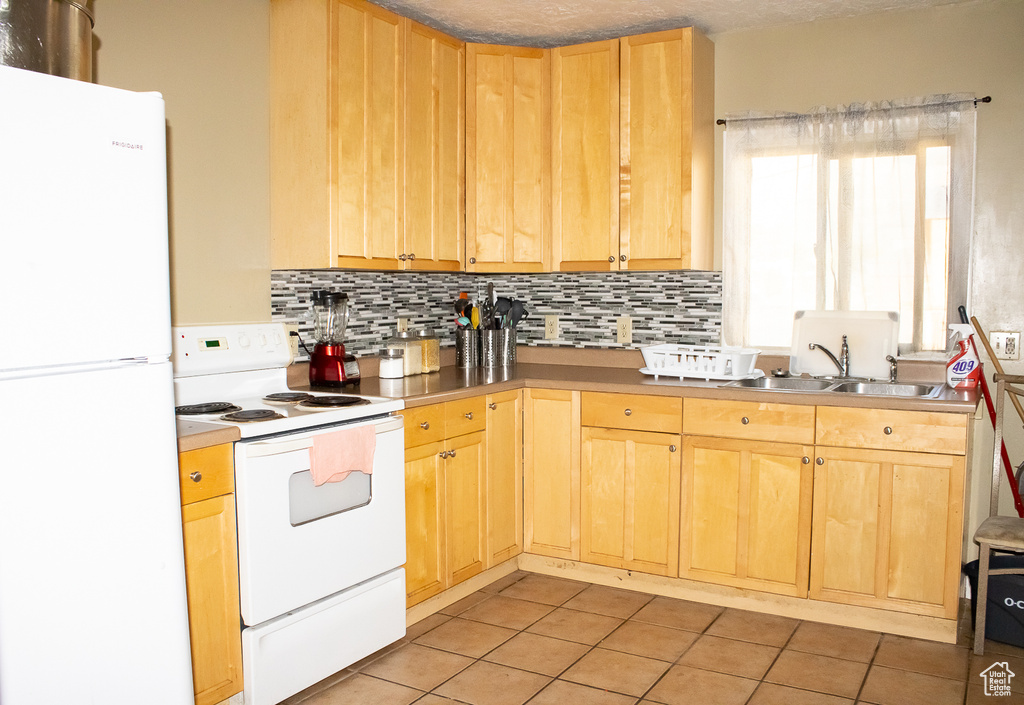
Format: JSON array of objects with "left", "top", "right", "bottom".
[{"left": 288, "top": 470, "right": 371, "bottom": 526}]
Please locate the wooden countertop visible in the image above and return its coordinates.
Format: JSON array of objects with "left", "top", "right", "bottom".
[
  {"left": 176, "top": 419, "right": 240, "bottom": 453},
  {"left": 300, "top": 362, "right": 979, "bottom": 415}
]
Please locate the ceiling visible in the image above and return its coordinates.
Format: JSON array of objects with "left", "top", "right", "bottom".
[{"left": 367, "top": 0, "right": 969, "bottom": 46}]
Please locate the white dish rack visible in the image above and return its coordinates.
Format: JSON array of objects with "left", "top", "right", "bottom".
[{"left": 640, "top": 344, "right": 762, "bottom": 381}]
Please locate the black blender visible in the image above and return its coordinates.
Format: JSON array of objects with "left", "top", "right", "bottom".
[{"left": 308, "top": 290, "right": 360, "bottom": 387}]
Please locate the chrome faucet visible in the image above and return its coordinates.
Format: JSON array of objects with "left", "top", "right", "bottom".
[
  {"left": 808, "top": 335, "right": 850, "bottom": 377},
  {"left": 886, "top": 355, "right": 898, "bottom": 383}
]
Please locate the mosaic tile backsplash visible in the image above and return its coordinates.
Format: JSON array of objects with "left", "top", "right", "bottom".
[{"left": 271, "top": 269, "right": 722, "bottom": 359}]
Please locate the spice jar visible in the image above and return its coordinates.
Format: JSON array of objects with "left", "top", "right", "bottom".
[
  {"left": 417, "top": 328, "right": 440, "bottom": 373},
  {"left": 378, "top": 347, "right": 405, "bottom": 379},
  {"left": 385, "top": 330, "right": 422, "bottom": 376}
]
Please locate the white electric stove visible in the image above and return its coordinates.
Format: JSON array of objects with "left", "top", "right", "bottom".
[{"left": 172, "top": 323, "right": 407, "bottom": 705}]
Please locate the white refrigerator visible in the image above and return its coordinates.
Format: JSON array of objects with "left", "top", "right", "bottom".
[{"left": 0, "top": 66, "right": 194, "bottom": 703}]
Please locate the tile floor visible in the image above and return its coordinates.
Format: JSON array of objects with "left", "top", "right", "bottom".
[{"left": 282, "top": 571, "right": 1024, "bottom": 705}]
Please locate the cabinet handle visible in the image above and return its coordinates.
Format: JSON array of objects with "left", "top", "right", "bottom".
[
  {"left": 469, "top": 257, "right": 476, "bottom": 264},
  {"left": 465, "top": 412, "right": 473, "bottom": 420},
  {"left": 608, "top": 256, "right": 615, "bottom": 263},
  {"left": 439, "top": 450, "right": 448, "bottom": 459},
  {"left": 398, "top": 253, "right": 407, "bottom": 261},
  {"left": 488, "top": 403, "right": 497, "bottom": 410},
  {"left": 620, "top": 254, "right": 627, "bottom": 262},
  {"left": 669, "top": 445, "right": 677, "bottom": 452},
  {"left": 448, "top": 449, "right": 457, "bottom": 458},
  {"left": 190, "top": 471, "right": 202, "bottom": 483},
  {"left": 802, "top": 457, "right": 810, "bottom": 464},
  {"left": 816, "top": 457, "right": 824, "bottom": 465},
  {"left": 408, "top": 253, "right": 416, "bottom": 261},
  {"left": 624, "top": 408, "right": 632, "bottom": 416},
  {"left": 741, "top": 416, "right": 750, "bottom": 425},
  {"left": 883, "top": 426, "right": 893, "bottom": 435},
  {"left": 420, "top": 421, "right": 429, "bottom": 430}
]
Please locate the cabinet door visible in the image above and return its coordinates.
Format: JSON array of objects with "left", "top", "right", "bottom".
[
  {"left": 809, "top": 446, "right": 965, "bottom": 618},
  {"left": 581, "top": 427, "right": 681, "bottom": 576},
  {"left": 405, "top": 22, "right": 464, "bottom": 271},
  {"left": 524, "top": 389, "right": 580, "bottom": 559},
  {"left": 270, "top": 0, "right": 332, "bottom": 268},
  {"left": 551, "top": 39, "right": 620, "bottom": 271},
  {"left": 619, "top": 29, "right": 714, "bottom": 270},
  {"left": 680, "top": 437, "right": 813, "bottom": 597},
  {"left": 446, "top": 430, "right": 487, "bottom": 586},
  {"left": 466, "top": 44, "right": 550, "bottom": 272},
  {"left": 405, "top": 439, "right": 446, "bottom": 607},
  {"left": 181, "top": 494, "right": 243, "bottom": 705},
  {"left": 486, "top": 390, "right": 523, "bottom": 567},
  {"left": 332, "top": 0, "right": 405, "bottom": 269}
]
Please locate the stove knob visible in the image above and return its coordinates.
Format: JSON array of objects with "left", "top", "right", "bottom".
[
  {"left": 259, "top": 333, "right": 268, "bottom": 346},
  {"left": 273, "top": 331, "right": 283, "bottom": 345},
  {"left": 238, "top": 334, "right": 251, "bottom": 348}
]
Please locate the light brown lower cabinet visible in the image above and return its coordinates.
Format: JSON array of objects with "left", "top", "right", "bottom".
[
  {"left": 809, "top": 445, "right": 966, "bottom": 619},
  {"left": 485, "top": 390, "right": 524, "bottom": 567},
  {"left": 581, "top": 426, "right": 681, "bottom": 576},
  {"left": 523, "top": 388, "right": 581, "bottom": 559},
  {"left": 404, "top": 398, "right": 487, "bottom": 608},
  {"left": 178, "top": 444, "right": 243, "bottom": 705},
  {"left": 679, "top": 436, "right": 813, "bottom": 597}
]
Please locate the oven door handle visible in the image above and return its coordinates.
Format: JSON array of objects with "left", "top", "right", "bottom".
[{"left": 242, "top": 415, "right": 404, "bottom": 459}]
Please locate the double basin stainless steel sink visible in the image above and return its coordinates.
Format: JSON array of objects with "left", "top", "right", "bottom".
[{"left": 722, "top": 376, "right": 943, "bottom": 398}]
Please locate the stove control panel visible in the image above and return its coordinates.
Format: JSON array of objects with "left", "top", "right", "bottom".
[{"left": 171, "top": 323, "right": 292, "bottom": 377}]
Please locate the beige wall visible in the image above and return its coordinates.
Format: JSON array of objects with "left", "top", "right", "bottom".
[
  {"left": 94, "top": 0, "right": 271, "bottom": 325},
  {"left": 712, "top": 0, "right": 1024, "bottom": 558}
]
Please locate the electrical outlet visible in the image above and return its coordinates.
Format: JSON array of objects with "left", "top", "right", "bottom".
[
  {"left": 283, "top": 323, "right": 300, "bottom": 358},
  {"left": 617, "top": 316, "right": 632, "bottom": 345},
  {"left": 397, "top": 317, "right": 409, "bottom": 332},
  {"left": 544, "top": 315, "right": 559, "bottom": 340},
  {"left": 992, "top": 331, "right": 1021, "bottom": 360}
]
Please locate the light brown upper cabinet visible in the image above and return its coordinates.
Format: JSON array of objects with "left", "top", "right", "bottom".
[
  {"left": 551, "top": 29, "right": 714, "bottom": 271},
  {"left": 404, "top": 22, "right": 465, "bottom": 271},
  {"left": 465, "top": 44, "right": 551, "bottom": 272},
  {"left": 619, "top": 29, "right": 714, "bottom": 271},
  {"left": 551, "top": 40, "right": 621, "bottom": 272},
  {"left": 270, "top": 0, "right": 464, "bottom": 270}
]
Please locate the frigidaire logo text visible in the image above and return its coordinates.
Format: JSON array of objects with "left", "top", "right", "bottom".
[{"left": 111, "top": 140, "right": 144, "bottom": 151}]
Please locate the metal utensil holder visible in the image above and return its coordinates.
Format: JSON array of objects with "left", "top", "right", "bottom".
[
  {"left": 481, "top": 328, "right": 516, "bottom": 367},
  {"left": 456, "top": 328, "right": 479, "bottom": 368}
]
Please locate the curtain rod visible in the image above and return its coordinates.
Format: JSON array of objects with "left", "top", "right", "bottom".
[{"left": 715, "top": 95, "right": 991, "bottom": 126}]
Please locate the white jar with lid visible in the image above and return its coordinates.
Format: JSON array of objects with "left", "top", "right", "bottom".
[{"left": 378, "top": 347, "right": 405, "bottom": 379}]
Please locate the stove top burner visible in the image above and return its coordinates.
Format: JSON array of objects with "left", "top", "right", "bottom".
[
  {"left": 221, "top": 409, "right": 285, "bottom": 423},
  {"left": 176, "top": 402, "right": 242, "bottom": 415},
  {"left": 263, "top": 392, "right": 314, "bottom": 404},
  {"left": 297, "top": 395, "right": 371, "bottom": 410}
]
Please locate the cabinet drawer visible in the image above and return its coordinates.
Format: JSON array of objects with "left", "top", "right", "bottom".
[
  {"left": 178, "top": 444, "right": 234, "bottom": 506},
  {"left": 445, "top": 396, "right": 486, "bottom": 437},
  {"left": 816, "top": 406, "right": 968, "bottom": 455},
  {"left": 404, "top": 405, "right": 445, "bottom": 448},
  {"left": 581, "top": 392, "right": 681, "bottom": 433},
  {"left": 683, "top": 398, "right": 815, "bottom": 445}
]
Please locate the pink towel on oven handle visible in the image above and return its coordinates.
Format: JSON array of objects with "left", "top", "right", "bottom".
[{"left": 309, "top": 424, "right": 377, "bottom": 486}]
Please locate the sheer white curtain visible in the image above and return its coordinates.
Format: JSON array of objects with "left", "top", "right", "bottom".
[{"left": 722, "top": 95, "right": 977, "bottom": 353}]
